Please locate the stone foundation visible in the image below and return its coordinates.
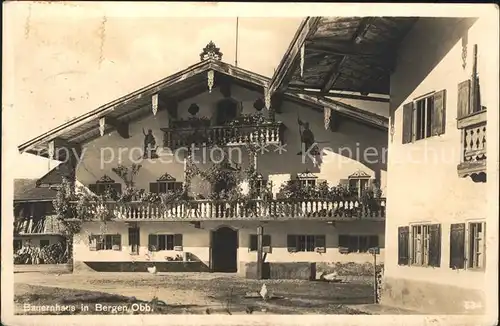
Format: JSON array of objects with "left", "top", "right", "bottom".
[{"left": 381, "top": 276, "right": 485, "bottom": 314}]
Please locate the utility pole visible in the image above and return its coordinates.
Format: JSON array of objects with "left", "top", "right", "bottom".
[{"left": 257, "top": 225, "right": 263, "bottom": 279}]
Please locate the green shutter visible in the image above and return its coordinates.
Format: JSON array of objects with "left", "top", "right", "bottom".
[
  {"left": 287, "top": 235, "right": 297, "bottom": 252},
  {"left": 148, "top": 234, "right": 158, "bottom": 252},
  {"left": 450, "top": 223, "right": 465, "bottom": 269},
  {"left": 432, "top": 89, "right": 446, "bottom": 136},
  {"left": 112, "top": 234, "right": 122, "bottom": 251},
  {"left": 402, "top": 102, "right": 414, "bottom": 144},
  {"left": 249, "top": 235, "right": 258, "bottom": 251},
  {"left": 457, "top": 80, "right": 471, "bottom": 119},
  {"left": 429, "top": 224, "right": 441, "bottom": 267},
  {"left": 149, "top": 182, "right": 159, "bottom": 194},
  {"left": 88, "top": 184, "right": 98, "bottom": 194},
  {"left": 398, "top": 227, "right": 410, "bottom": 265},
  {"left": 174, "top": 234, "right": 183, "bottom": 247}
]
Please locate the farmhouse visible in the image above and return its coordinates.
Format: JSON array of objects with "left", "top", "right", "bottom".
[
  {"left": 18, "top": 40, "right": 389, "bottom": 278},
  {"left": 271, "top": 17, "right": 497, "bottom": 313}
]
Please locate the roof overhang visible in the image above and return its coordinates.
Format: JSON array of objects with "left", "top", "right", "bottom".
[
  {"left": 269, "top": 17, "right": 418, "bottom": 100},
  {"left": 19, "top": 48, "right": 389, "bottom": 158}
]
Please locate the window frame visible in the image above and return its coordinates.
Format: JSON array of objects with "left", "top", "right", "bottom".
[
  {"left": 466, "top": 221, "right": 486, "bottom": 271},
  {"left": 287, "top": 234, "right": 326, "bottom": 253},
  {"left": 409, "top": 223, "right": 441, "bottom": 267},
  {"left": 402, "top": 89, "right": 446, "bottom": 144},
  {"left": 338, "top": 234, "right": 379, "bottom": 253},
  {"left": 148, "top": 233, "right": 183, "bottom": 251},
  {"left": 248, "top": 234, "right": 272, "bottom": 252},
  {"left": 89, "top": 234, "right": 121, "bottom": 251}
]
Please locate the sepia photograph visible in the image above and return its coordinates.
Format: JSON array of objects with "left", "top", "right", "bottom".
[{"left": 2, "top": 2, "right": 498, "bottom": 325}]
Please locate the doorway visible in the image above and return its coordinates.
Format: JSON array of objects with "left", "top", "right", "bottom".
[{"left": 211, "top": 226, "right": 238, "bottom": 272}]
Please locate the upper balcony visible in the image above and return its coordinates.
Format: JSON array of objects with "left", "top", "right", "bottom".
[
  {"left": 457, "top": 109, "right": 487, "bottom": 179},
  {"left": 162, "top": 120, "right": 284, "bottom": 149}
]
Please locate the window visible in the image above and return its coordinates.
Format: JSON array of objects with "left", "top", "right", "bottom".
[
  {"left": 88, "top": 175, "right": 122, "bottom": 196},
  {"left": 89, "top": 234, "right": 121, "bottom": 251},
  {"left": 410, "top": 224, "right": 441, "bottom": 267},
  {"left": 468, "top": 222, "right": 486, "bottom": 269},
  {"left": 148, "top": 234, "right": 183, "bottom": 251},
  {"left": 150, "top": 173, "right": 183, "bottom": 194},
  {"left": 40, "top": 240, "right": 50, "bottom": 248},
  {"left": 249, "top": 234, "right": 271, "bottom": 252},
  {"left": 402, "top": 90, "right": 446, "bottom": 144},
  {"left": 338, "top": 235, "right": 378, "bottom": 253},
  {"left": 13, "top": 239, "right": 22, "bottom": 252},
  {"left": 296, "top": 171, "right": 317, "bottom": 188},
  {"left": 287, "top": 235, "right": 325, "bottom": 253}
]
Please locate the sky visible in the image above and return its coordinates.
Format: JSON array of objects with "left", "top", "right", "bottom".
[{"left": 3, "top": 3, "right": 306, "bottom": 179}]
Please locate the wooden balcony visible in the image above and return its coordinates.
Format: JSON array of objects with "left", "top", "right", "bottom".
[
  {"left": 457, "top": 109, "right": 487, "bottom": 178},
  {"left": 162, "top": 122, "right": 284, "bottom": 149},
  {"left": 76, "top": 198, "right": 386, "bottom": 222}
]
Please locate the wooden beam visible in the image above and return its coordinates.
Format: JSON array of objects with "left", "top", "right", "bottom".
[
  {"left": 305, "top": 39, "right": 387, "bottom": 57},
  {"left": 268, "top": 17, "right": 322, "bottom": 95},
  {"left": 48, "top": 138, "right": 82, "bottom": 162},
  {"left": 321, "top": 56, "right": 348, "bottom": 93},
  {"left": 287, "top": 87, "right": 390, "bottom": 103},
  {"left": 105, "top": 116, "right": 130, "bottom": 139},
  {"left": 352, "top": 17, "right": 374, "bottom": 44}
]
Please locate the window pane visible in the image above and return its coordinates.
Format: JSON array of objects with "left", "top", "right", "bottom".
[
  {"left": 105, "top": 235, "right": 112, "bottom": 250},
  {"left": 359, "top": 236, "right": 368, "bottom": 253},
  {"left": 40, "top": 240, "right": 50, "bottom": 248},
  {"left": 306, "top": 235, "right": 315, "bottom": 252}
]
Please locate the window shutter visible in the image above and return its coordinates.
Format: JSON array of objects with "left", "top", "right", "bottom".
[
  {"left": 89, "top": 235, "right": 97, "bottom": 251},
  {"left": 112, "top": 235, "right": 122, "bottom": 251},
  {"left": 429, "top": 224, "right": 441, "bottom": 267},
  {"left": 432, "top": 89, "right": 446, "bottom": 136},
  {"left": 174, "top": 234, "right": 183, "bottom": 247},
  {"left": 338, "top": 235, "right": 349, "bottom": 247},
  {"left": 457, "top": 80, "right": 471, "bottom": 119},
  {"left": 338, "top": 179, "right": 349, "bottom": 189},
  {"left": 149, "top": 182, "right": 159, "bottom": 194},
  {"left": 88, "top": 184, "right": 98, "bottom": 194},
  {"left": 402, "top": 102, "right": 414, "bottom": 144},
  {"left": 369, "top": 235, "right": 379, "bottom": 248},
  {"left": 263, "top": 235, "right": 272, "bottom": 253},
  {"left": 148, "top": 234, "right": 158, "bottom": 252},
  {"left": 398, "top": 226, "right": 410, "bottom": 265},
  {"left": 315, "top": 235, "right": 326, "bottom": 253},
  {"left": 249, "top": 235, "right": 258, "bottom": 251},
  {"left": 113, "top": 183, "right": 122, "bottom": 195},
  {"left": 287, "top": 235, "right": 297, "bottom": 252},
  {"left": 174, "top": 182, "right": 183, "bottom": 191},
  {"left": 449, "top": 223, "right": 465, "bottom": 269}
]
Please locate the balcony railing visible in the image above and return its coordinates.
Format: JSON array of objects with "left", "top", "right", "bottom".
[
  {"left": 74, "top": 198, "right": 386, "bottom": 221},
  {"left": 457, "top": 109, "right": 487, "bottom": 178},
  {"left": 162, "top": 123, "right": 284, "bottom": 149}
]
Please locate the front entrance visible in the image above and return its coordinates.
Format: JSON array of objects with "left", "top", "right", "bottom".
[{"left": 211, "top": 227, "right": 238, "bottom": 272}]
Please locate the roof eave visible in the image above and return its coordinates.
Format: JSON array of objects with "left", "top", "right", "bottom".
[{"left": 268, "top": 17, "right": 322, "bottom": 95}]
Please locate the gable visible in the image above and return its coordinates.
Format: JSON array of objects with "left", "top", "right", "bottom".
[{"left": 18, "top": 42, "right": 388, "bottom": 159}]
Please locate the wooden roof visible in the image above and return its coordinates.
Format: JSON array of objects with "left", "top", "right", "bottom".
[
  {"left": 269, "top": 17, "right": 418, "bottom": 100},
  {"left": 18, "top": 41, "right": 389, "bottom": 159}
]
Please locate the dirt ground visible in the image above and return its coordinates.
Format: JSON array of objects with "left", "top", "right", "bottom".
[{"left": 14, "top": 272, "right": 374, "bottom": 314}]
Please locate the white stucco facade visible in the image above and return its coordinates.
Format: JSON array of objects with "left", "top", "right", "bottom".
[{"left": 382, "top": 17, "right": 499, "bottom": 314}]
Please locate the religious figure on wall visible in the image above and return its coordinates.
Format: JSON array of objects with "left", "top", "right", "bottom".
[
  {"left": 143, "top": 128, "right": 159, "bottom": 159},
  {"left": 297, "top": 119, "right": 320, "bottom": 156}
]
